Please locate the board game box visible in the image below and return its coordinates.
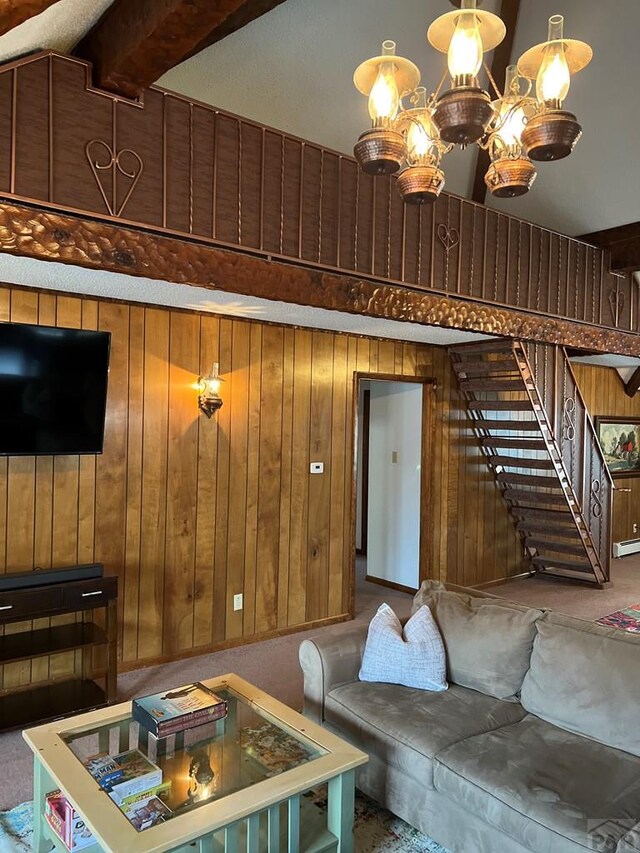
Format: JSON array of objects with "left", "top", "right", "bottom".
[{"left": 44, "top": 791, "right": 95, "bottom": 852}]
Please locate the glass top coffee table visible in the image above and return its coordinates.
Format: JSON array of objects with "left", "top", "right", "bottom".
[{"left": 23, "top": 673, "right": 368, "bottom": 853}]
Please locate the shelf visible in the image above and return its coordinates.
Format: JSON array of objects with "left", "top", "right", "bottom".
[
  {"left": 0, "top": 622, "right": 107, "bottom": 665},
  {"left": 0, "top": 679, "right": 106, "bottom": 732}
]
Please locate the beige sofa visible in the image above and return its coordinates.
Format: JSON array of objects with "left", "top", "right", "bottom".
[{"left": 299, "top": 582, "right": 640, "bottom": 853}]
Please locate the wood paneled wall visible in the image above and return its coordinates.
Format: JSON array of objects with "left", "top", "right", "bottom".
[
  {"left": 573, "top": 363, "right": 640, "bottom": 544},
  {"left": 0, "top": 284, "right": 524, "bottom": 685}
]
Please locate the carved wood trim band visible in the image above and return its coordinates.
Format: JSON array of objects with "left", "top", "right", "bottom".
[{"left": 1, "top": 202, "right": 638, "bottom": 356}]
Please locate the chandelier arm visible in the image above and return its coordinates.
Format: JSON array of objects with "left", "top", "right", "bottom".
[
  {"left": 431, "top": 68, "right": 449, "bottom": 103},
  {"left": 483, "top": 60, "right": 503, "bottom": 100}
]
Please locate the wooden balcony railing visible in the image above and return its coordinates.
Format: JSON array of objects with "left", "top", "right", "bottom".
[{"left": 0, "top": 51, "right": 637, "bottom": 339}]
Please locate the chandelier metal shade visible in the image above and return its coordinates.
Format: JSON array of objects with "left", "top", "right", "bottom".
[{"left": 352, "top": 1, "right": 592, "bottom": 204}]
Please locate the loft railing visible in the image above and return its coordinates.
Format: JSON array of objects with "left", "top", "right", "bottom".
[
  {"left": 523, "top": 342, "right": 613, "bottom": 581},
  {"left": 0, "top": 51, "right": 637, "bottom": 336}
]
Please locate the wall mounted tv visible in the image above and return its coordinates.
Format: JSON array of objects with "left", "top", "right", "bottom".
[{"left": 0, "top": 322, "right": 111, "bottom": 456}]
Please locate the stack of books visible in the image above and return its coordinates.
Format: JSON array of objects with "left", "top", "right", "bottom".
[
  {"left": 132, "top": 682, "right": 228, "bottom": 738},
  {"left": 83, "top": 749, "right": 170, "bottom": 831}
]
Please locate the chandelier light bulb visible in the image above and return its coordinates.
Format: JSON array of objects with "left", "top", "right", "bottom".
[
  {"left": 498, "top": 102, "right": 527, "bottom": 148},
  {"left": 404, "top": 88, "right": 437, "bottom": 163},
  {"left": 407, "top": 119, "right": 432, "bottom": 159},
  {"left": 493, "top": 66, "right": 527, "bottom": 151},
  {"left": 447, "top": 1, "right": 483, "bottom": 86},
  {"left": 368, "top": 62, "right": 400, "bottom": 124},
  {"left": 536, "top": 16, "right": 571, "bottom": 107}
]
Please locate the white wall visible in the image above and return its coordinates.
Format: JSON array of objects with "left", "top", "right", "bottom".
[
  {"left": 355, "top": 380, "right": 369, "bottom": 551},
  {"left": 366, "top": 381, "right": 423, "bottom": 589}
]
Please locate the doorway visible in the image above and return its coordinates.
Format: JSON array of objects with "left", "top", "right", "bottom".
[{"left": 353, "top": 373, "right": 435, "bottom": 605}]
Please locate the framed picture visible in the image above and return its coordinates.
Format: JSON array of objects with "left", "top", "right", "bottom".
[{"left": 595, "top": 417, "right": 640, "bottom": 478}]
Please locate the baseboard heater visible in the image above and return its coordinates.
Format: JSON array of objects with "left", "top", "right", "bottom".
[{"left": 613, "top": 539, "right": 640, "bottom": 558}]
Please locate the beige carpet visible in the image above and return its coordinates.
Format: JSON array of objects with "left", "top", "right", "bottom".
[
  {"left": 1, "top": 554, "right": 638, "bottom": 809},
  {"left": 490, "top": 554, "right": 640, "bottom": 620}
]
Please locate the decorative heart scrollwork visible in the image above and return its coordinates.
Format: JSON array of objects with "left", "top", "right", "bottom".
[
  {"left": 608, "top": 288, "right": 625, "bottom": 326},
  {"left": 437, "top": 224, "right": 460, "bottom": 254},
  {"left": 85, "top": 140, "right": 144, "bottom": 218}
]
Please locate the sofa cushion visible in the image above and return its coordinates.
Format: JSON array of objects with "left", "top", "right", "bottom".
[
  {"left": 359, "top": 603, "right": 447, "bottom": 691},
  {"left": 521, "top": 611, "right": 640, "bottom": 756},
  {"left": 324, "top": 680, "right": 526, "bottom": 789},
  {"left": 434, "top": 714, "right": 640, "bottom": 853},
  {"left": 618, "top": 825, "right": 640, "bottom": 852},
  {"left": 412, "top": 583, "right": 543, "bottom": 701}
]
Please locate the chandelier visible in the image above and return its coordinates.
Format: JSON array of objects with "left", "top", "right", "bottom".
[{"left": 352, "top": 0, "right": 592, "bottom": 203}]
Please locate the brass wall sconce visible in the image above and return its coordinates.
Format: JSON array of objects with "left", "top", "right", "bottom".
[{"left": 197, "top": 362, "right": 224, "bottom": 418}]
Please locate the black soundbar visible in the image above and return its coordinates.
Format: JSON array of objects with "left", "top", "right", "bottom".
[{"left": 0, "top": 564, "right": 104, "bottom": 591}]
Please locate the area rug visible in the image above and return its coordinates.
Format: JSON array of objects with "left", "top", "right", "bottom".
[
  {"left": 308, "top": 788, "right": 449, "bottom": 852},
  {"left": 597, "top": 603, "right": 640, "bottom": 633},
  {"left": 0, "top": 801, "right": 32, "bottom": 852},
  {"left": 1, "top": 793, "right": 449, "bottom": 853}
]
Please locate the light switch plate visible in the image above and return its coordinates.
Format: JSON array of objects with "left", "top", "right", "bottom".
[
  {"left": 310, "top": 462, "right": 324, "bottom": 474},
  {"left": 233, "top": 593, "right": 243, "bottom": 611}
]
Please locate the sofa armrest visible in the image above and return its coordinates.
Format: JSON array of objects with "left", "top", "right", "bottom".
[{"left": 299, "top": 624, "right": 368, "bottom": 723}]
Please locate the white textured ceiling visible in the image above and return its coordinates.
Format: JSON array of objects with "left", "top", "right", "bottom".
[
  {"left": 0, "top": 253, "right": 492, "bottom": 346},
  {"left": 0, "top": 0, "right": 113, "bottom": 61},
  {"left": 571, "top": 353, "right": 640, "bottom": 385}
]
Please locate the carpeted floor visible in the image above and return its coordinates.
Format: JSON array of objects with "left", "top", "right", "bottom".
[{"left": 490, "top": 554, "right": 640, "bottom": 620}]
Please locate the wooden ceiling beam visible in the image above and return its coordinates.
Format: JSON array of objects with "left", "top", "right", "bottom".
[
  {"left": 185, "top": 0, "right": 287, "bottom": 60},
  {"left": 580, "top": 222, "right": 640, "bottom": 272},
  {"left": 625, "top": 366, "right": 640, "bottom": 398},
  {"left": 0, "top": 0, "right": 63, "bottom": 37},
  {"left": 75, "top": 0, "right": 287, "bottom": 100},
  {"left": 471, "top": 0, "right": 521, "bottom": 205}
]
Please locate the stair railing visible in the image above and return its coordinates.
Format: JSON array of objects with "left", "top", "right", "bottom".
[{"left": 522, "top": 342, "right": 613, "bottom": 584}]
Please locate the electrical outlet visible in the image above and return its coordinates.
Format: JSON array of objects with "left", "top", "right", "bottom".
[
  {"left": 310, "top": 462, "right": 324, "bottom": 474},
  {"left": 634, "top": 523, "right": 638, "bottom": 535},
  {"left": 233, "top": 593, "right": 243, "bottom": 611}
]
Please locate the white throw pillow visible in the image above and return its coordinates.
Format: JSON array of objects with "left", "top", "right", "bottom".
[{"left": 359, "top": 603, "right": 448, "bottom": 691}]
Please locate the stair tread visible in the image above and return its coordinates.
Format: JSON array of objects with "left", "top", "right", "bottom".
[
  {"left": 503, "top": 489, "right": 569, "bottom": 506},
  {"left": 476, "top": 419, "right": 541, "bottom": 431},
  {"left": 449, "top": 339, "right": 516, "bottom": 354},
  {"left": 496, "top": 473, "right": 561, "bottom": 488},
  {"left": 468, "top": 401, "right": 532, "bottom": 411},
  {"left": 526, "top": 539, "right": 587, "bottom": 556},
  {"left": 532, "top": 556, "right": 594, "bottom": 573},
  {"left": 535, "top": 568, "right": 607, "bottom": 586},
  {"left": 454, "top": 360, "right": 518, "bottom": 377},
  {"left": 512, "top": 507, "right": 576, "bottom": 522},
  {"left": 480, "top": 437, "right": 547, "bottom": 450},
  {"left": 491, "top": 456, "right": 555, "bottom": 470},
  {"left": 516, "top": 520, "right": 581, "bottom": 534},
  {"left": 459, "top": 379, "right": 525, "bottom": 391}
]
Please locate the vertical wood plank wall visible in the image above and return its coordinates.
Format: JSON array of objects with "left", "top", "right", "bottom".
[
  {"left": 0, "top": 284, "right": 524, "bottom": 683},
  {"left": 573, "top": 364, "right": 640, "bottom": 544}
]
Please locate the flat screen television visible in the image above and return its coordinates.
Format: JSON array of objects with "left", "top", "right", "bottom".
[{"left": 0, "top": 322, "right": 111, "bottom": 456}]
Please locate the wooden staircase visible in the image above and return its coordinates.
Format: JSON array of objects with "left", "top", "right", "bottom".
[{"left": 449, "top": 339, "right": 613, "bottom": 587}]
